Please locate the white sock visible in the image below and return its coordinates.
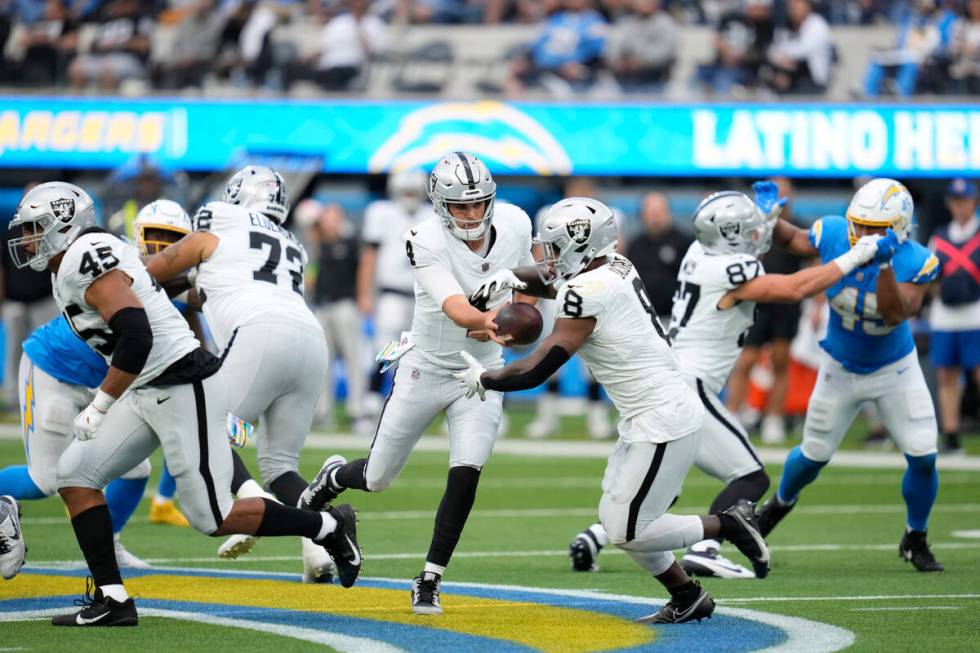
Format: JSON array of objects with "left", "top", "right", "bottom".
[
  {"left": 100, "top": 584, "right": 129, "bottom": 603},
  {"left": 423, "top": 562, "right": 445, "bottom": 578},
  {"left": 588, "top": 523, "right": 610, "bottom": 547},
  {"left": 237, "top": 479, "right": 270, "bottom": 500},
  {"left": 316, "top": 512, "right": 338, "bottom": 540}
]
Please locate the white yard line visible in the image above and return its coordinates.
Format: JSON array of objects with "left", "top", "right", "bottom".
[{"left": 848, "top": 606, "right": 962, "bottom": 612}]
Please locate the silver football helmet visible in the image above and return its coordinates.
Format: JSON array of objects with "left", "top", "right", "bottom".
[
  {"left": 223, "top": 165, "right": 288, "bottom": 223},
  {"left": 134, "top": 199, "right": 191, "bottom": 255},
  {"left": 693, "top": 191, "right": 773, "bottom": 257},
  {"left": 428, "top": 151, "right": 496, "bottom": 241},
  {"left": 535, "top": 197, "right": 618, "bottom": 285},
  {"left": 8, "top": 182, "right": 96, "bottom": 271},
  {"left": 388, "top": 168, "right": 428, "bottom": 214}
]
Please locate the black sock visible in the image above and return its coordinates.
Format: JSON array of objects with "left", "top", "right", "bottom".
[
  {"left": 370, "top": 363, "right": 385, "bottom": 393},
  {"left": 230, "top": 450, "right": 253, "bottom": 495},
  {"left": 708, "top": 470, "right": 770, "bottom": 515},
  {"left": 669, "top": 580, "right": 700, "bottom": 604},
  {"left": 336, "top": 458, "right": 369, "bottom": 491},
  {"left": 587, "top": 380, "right": 602, "bottom": 402},
  {"left": 70, "top": 504, "right": 123, "bottom": 588},
  {"left": 546, "top": 378, "right": 560, "bottom": 394},
  {"left": 944, "top": 431, "right": 961, "bottom": 447},
  {"left": 716, "top": 513, "right": 740, "bottom": 541},
  {"left": 254, "top": 498, "right": 322, "bottom": 538},
  {"left": 269, "top": 471, "right": 308, "bottom": 507},
  {"left": 426, "top": 466, "right": 481, "bottom": 568}
]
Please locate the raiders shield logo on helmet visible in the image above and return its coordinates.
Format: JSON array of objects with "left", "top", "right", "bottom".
[
  {"left": 719, "top": 221, "right": 741, "bottom": 241},
  {"left": 226, "top": 174, "right": 244, "bottom": 202},
  {"left": 51, "top": 198, "right": 75, "bottom": 222},
  {"left": 566, "top": 218, "right": 591, "bottom": 244}
]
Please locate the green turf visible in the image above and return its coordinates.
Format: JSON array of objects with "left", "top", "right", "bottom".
[{"left": 4, "top": 433, "right": 979, "bottom": 652}]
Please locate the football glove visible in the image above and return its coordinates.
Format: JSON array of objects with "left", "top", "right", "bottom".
[
  {"left": 470, "top": 270, "right": 527, "bottom": 303},
  {"left": 454, "top": 351, "right": 487, "bottom": 401},
  {"left": 873, "top": 229, "right": 900, "bottom": 267},
  {"left": 72, "top": 403, "right": 107, "bottom": 441},
  {"left": 833, "top": 234, "right": 881, "bottom": 275},
  {"left": 751, "top": 181, "right": 788, "bottom": 220}
]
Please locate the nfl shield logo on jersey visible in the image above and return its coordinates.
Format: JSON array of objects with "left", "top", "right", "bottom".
[
  {"left": 51, "top": 198, "right": 75, "bottom": 222},
  {"left": 719, "top": 221, "right": 741, "bottom": 242},
  {"left": 566, "top": 218, "right": 591, "bottom": 244},
  {"left": 482, "top": 262, "right": 490, "bottom": 272}
]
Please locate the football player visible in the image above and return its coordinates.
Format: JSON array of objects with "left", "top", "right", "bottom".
[
  {"left": 458, "top": 197, "right": 780, "bottom": 623},
  {"left": 756, "top": 178, "right": 945, "bottom": 572},
  {"left": 301, "top": 152, "right": 534, "bottom": 615},
  {"left": 6, "top": 181, "right": 361, "bottom": 625},
  {"left": 566, "top": 188, "right": 884, "bottom": 578},
  {"left": 144, "top": 166, "right": 338, "bottom": 584}
]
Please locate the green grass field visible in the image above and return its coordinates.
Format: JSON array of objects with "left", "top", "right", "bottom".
[{"left": 2, "top": 414, "right": 979, "bottom": 653}]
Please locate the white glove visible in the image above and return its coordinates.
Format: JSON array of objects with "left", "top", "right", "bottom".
[
  {"left": 73, "top": 403, "right": 107, "bottom": 441},
  {"left": 833, "top": 234, "right": 881, "bottom": 275},
  {"left": 470, "top": 270, "right": 527, "bottom": 303},
  {"left": 453, "top": 351, "right": 487, "bottom": 401}
]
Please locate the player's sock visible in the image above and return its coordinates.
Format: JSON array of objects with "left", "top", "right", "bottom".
[
  {"left": 156, "top": 462, "right": 177, "bottom": 501},
  {"left": 70, "top": 504, "right": 124, "bottom": 589},
  {"left": 587, "top": 380, "right": 602, "bottom": 401},
  {"left": 335, "top": 458, "right": 369, "bottom": 491},
  {"left": 708, "top": 469, "right": 770, "bottom": 514},
  {"left": 254, "top": 498, "right": 330, "bottom": 538},
  {"left": 423, "top": 561, "right": 446, "bottom": 576},
  {"left": 942, "top": 431, "right": 962, "bottom": 450},
  {"left": 231, "top": 450, "right": 253, "bottom": 495},
  {"left": 0, "top": 465, "right": 46, "bottom": 500},
  {"left": 667, "top": 579, "right": 701, "bottom": 605},
  {"left": 547, "top": 378, "right": 561, "bottom": 394},
  {"left": 269, "top": 471, "right": 308, "bottom": 507},
  {"left": 426, "top": 466, "right": 481, "bottom": 567},
  {"left": 902, "top": 453, "right": 938, "bottom": 532},
  {"left": 588, "top": 522, "right": 610, "bottom": 546},
  {"left": 105, "top": 477, "right": 148, "bottom": 534},
  {"left": 776, "top": 446, "right": 826, "bottom": 504}
]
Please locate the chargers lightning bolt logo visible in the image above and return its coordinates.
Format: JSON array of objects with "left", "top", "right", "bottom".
[{"left": 23, "top": 365, "right": 35, "bottom": 435}]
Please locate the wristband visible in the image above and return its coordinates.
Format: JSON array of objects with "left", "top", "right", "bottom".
[
  {"left": 92, "top": 389, "right": 117, "bottom": 413},
  {"left": 832, "top": 250, "right": 860, "bottom": 276}
]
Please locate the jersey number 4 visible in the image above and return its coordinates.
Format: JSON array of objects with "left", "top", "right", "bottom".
[
  {"left": 78, "top": 246, "right": 119, "bottom": 277},
  {"left": 250, "top": 232, "right": 303, "bottom": 295}
]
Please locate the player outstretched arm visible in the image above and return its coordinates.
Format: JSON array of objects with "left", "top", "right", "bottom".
[
  {"left": 470, "top": 266, "right": 557, "bottom": 302},
  {"left": 144, "top": 231, "right": 218, "bottom": 282},
  {"left": 753, "top": 181, "right": 818, "bottom": 259}
]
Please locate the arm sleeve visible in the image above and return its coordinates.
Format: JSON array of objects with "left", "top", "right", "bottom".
[
  {"left": 415, "top": 262, "right": 465, "bottom": 306},
  {"left": 107, "top": 306, "right": 153, "bottom": 374},
  {"left": 482, "top": 346, "right": 571, "bottom": 392}
]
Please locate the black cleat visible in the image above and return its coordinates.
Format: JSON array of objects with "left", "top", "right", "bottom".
[
  {"left": 569, "top": 529, "right": 603, "bottom": 572},
  {"left": 637, "top": 582, "right": 715, "bottom": 624},
  {"left": 52, "top": 578, "right": 138, "bottom": 627},
  {"left": 756, "top": 496, "right": 795, "bottom": 538},
  {"left": 316, "top": 504, "right": 361, "bottom": 588},
  {"left": 300, "top": 455, "right": 347, "bottom": 511},
  {"left": 721, "top": 499, "right": 771, "bottom": 579},
  {"left": 899, "top": 530, "right": 945, "bottom": 572},
  {"left": 411, "top": 572, "right": 443, "bottom": 615}
]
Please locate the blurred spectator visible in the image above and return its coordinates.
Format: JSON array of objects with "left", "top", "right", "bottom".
[
  {"left": 155, "top": 0, "right": 225, "bottom": 89},
  {"left": 627, "top": 192, "right": 692, "bottom": 317},
  {"left": 217, "top": 0, "right": 283, "bottom": 88},
  {"left": 696, "top": 0, "right": 774, "bottom": 95},
  {"left": 106, "top": 159, "right": 164, "bottom": 238},
  {"left": 67, "top": 0, "right": 153, "bottom": 90},
  {"left": 604, "top": 0, "right": 677, "bottom": 92},
  {"left": 308, "top": 202, "right": 370, "bottom": 431},
  {"left": 396, "top": 0, "right": 485, "bottom": 23},
  {"left": 929, "top": 179, "right": 980, "bottom": 454},
  {"left": 726, "top": 177, "right": 804, "bottom": 444},
  {"left": 765, "top": 0, "right": 833, "bottom": 94},
  {"left": 10, "top": 0, "right": 78, "bottom": 85},
  {"left": 949, "top": 0, "right": 980, "bottom": 94},
  {"left": 285, "top": 0, "right": 385, "bottom": 91},
  {"left": 862, "top": 0, "right": 956, "bottom": 97},
  {"left": 505, "top": 0, "right": 608, "bottom": 97}
]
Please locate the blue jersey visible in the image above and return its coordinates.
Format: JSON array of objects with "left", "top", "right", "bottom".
[
  {"left": 22, "top": 316, "right": 108, "bottom": 388},
  {"left": 810, "top": 216, "right": 939, "bottom": 373}
]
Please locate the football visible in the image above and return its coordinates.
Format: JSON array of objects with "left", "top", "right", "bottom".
[{"left": 494, "top": 302, "right": 544, "bottom": 346}]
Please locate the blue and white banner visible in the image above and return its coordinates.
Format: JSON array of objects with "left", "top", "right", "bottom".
[{"left": 0, "top": 97, "right": 977, "bottom": 177}]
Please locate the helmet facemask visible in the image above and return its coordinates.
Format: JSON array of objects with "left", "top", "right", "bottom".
[
  {"left": 138, "top": 225, "right": 188, "bottom": 255},
  {"left": 8, "top": 183, "right": 95, "bottom": 271},
  {"left": 428, "top": 152, "right": 497, "bottom": 242}
]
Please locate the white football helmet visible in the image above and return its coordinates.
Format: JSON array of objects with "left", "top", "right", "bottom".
[
  {"left": 223, "top": 165, "right": 288, "bottom": 223},
  {"left": 535, "top": 197, "right": 617, "bottom": 285},
  {"left": 388, "top": 168, "right": 427, "bottom": 214},
  {"left": 693, "top": 191, "right": 773, "bottom": 257},
  {"left": 428, "top": 151, "right": 496, "bottom": 241},
  {"left": 8, "top": 182, "right": 96, "bottom": 271},
  {"left": 134, "top": 199, "right": 191, "bottom": 255},
  {"left": 846, "top": 178, "right": 913, "bottom": 244}
]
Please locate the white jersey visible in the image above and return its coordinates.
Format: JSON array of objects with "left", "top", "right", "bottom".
[
  {"left": 407, "top": 203, "right": 534, "bottom": 369},
  {"left": 363, "top": 200, "right": 435, "bottom": 294},
  {"left": 193, "top": 202, "right": 320, "bottom": 349},
  {"left": 554, "top": 255, "right": 695, "bottom": 426},
  {"left": 669, "top": 241, "right": 763, "bottom": 394},
  {"left": 53, "top": 231, "right": 198, "bottom": 388}
]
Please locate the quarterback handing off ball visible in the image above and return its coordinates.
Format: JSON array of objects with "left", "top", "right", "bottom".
[{"left": 494, "top": 302, "right": 543, "bottom": 345}]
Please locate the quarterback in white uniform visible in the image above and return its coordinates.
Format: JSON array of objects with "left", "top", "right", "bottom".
[
  {"left": 457, "top": 197, "right": 773, "bottom": 624},
  {"left": 301, "top": 152, "right": 534, "bottom": 615},
  {"left": 145, "top": 166, "right": 339, "bottom": 583},
  {"left": 568, "top": 189, "right": 884, "bottom": 579}
]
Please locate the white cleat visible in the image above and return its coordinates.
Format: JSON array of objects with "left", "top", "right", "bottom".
[
  {"left": 219, "top": 533, "right": 259, "bottom": 559},
  {"left": 681, "top": 539, "right": 756, "bottom": 580},
  {"left": 113, "top": 536, "right": 151, "bottom": 569},
  {"left": 0, "top": 495, "right": 26, "bottom": 580},
  {"left": 302, "top": 536, "right": 335, "bottom": 584}
]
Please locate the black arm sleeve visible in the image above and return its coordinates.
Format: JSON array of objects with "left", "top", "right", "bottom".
[
  {"left": 482, "top": 346, "right": 570, "bottom": 392},
  {"left": 107, "top": 306, "right": 153, "bottom": 374}
]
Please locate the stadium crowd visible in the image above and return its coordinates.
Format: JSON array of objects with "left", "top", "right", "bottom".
[{"left": 0, "top": 0, "right": 977, "bottom": 97}]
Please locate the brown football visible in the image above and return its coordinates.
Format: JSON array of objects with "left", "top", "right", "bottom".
[{"left": 494, "top": 302, "right": 544, "bottom": 346}]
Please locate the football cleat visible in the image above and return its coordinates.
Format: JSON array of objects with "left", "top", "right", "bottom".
[
  {"left": 411, "top": 572, "right": 443, "bottom": 615},
  {"left": 637, "top": 582, "right": 715, "bottom": 624},
  {"left": 148, "top": 499, "right": 190, "bottom": 527},
  {"left": 300, "top": 455, "right": 348, "bottom": 512},
  {"left": 899, "top": 530, "right": 945, "bottom": 572},
  {"left": 302, "top": 536, "right": 335, "bottom": 584},
  {"left": 113, "top": 537, "right": 151, "bottom": 569},
  {"left": 218, "top": 533, "right": 259, "bottom": 559},
  {"left": 756, "top": 495, "right": 795, "bottom": 538},
  {"left": 569, "top": 530, "right": 603, "bottom": 572},
  {"left": 52, "top": 578, "right": 138, "bottom": 627},
  {"left": 681, "top": 539, "right": 755, "bottom": 580},
  {"left": 316, "top": 504, "right": 360, "bottom": 588},
  {"left": 720, "top": 499, "right": 770, "bottom": 579},
  {"left": 0, "top": 495, "right": 26, "bottom": 580}
]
